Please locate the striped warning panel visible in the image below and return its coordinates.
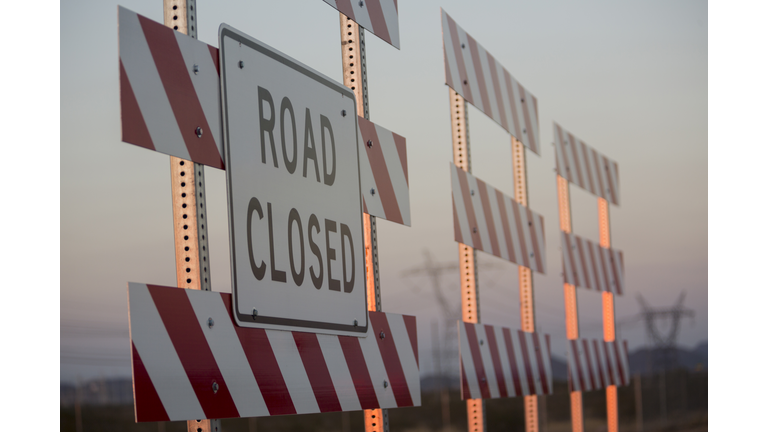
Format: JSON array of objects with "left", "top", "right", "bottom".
[
  {"left": 358, "top": 116, "right": 410, "bottom": 226},
  {"left": 119, "top": 6, "right": 224, "bottom": 169},
  {"left": 458, "top": 321, "right": 553, "bottom": 400},
  {"left": 553, "top": 121, "right": 620, "bottom": 205},
  {"left": 322, "top": 0, "right": 400, "bottom": 49},
  {"left": 561, "top": 231, "right": 625, "bottom": 295},
  {"left": 451, "top": 164, "right": 546, "bottom": 274},
  {"left": 441, "top": 9, "right": 540, "bottom": 155},
  {"left": 128, "top": 283, "right": 420, "bottom": 422},
  {"left": 567, "top": 338, "right": 630, "bottom": 393}
]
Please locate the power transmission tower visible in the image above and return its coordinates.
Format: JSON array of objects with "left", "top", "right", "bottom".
[{"left": 636, "top": 292, "right": 695, "bottom": 372}]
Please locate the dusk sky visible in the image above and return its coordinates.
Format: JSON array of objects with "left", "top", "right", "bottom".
[{"left": 58, "top": 0, "right": 710, "bottom": 387}]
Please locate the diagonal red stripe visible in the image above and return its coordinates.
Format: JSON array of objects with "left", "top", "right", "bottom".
[
  {"left": 392, "top": 132, "right": 408, "bottom": 186},
  {"left": 531, "top": 334, "right": 550, "bottom": 395},
  {"left": 452, "top": 196, "right": 464, "bottom": 245},
  {"left": 466, "top": 34, "right": 492, "bottom": 115},
  {"left": 365, "top": 0, "right": 392, "bottom": 45},
  {"left": 138, "top": 15, "right": 224, "bottom": 169},
  {"left": 476, "top": 180, "right": 500, "bottom": 257},
  {"left": 526, "top": 207, "right": 544, "bottom": 273},
  {"left": 460, "top": 358, "right": 472, "bottom": 400},
  {"left": 483, "top": 325, "right": 508, "bottom": 398},
  {"left": 147, "top": 285, "right": 240, "bottom": 419},
  {"left": 120, "top": 60, "right": 155, "bottom": 151},
  {"left": 463, "top": 322, "right": 490, "bottom": 399},
  {"left": 612, "top": 340, "right": 627, "bottom": 387},
  {"left": 581, "top": 339, "right": 597, "bottom": 391},
  {"left": 402, "top": 314, "right": 419, "bottom": 367},
  {"left": 446, "top": 13, "right": 473, "bottom": 104},
  {"left": 602, "top": 340, "right": 617, "bottom": 386},
  {"left": 495, "top": 190, "right": 517, "bottom": 263},
  {"left": 359, "top": 117, "right": 403, "bottom": 224},
  {"left": 591, "top": 339, "right": 607, "bottom": 389},
  {"left": 511, "top": 201, "right": 530, "bottom": 268},
  {"left": 369, "top": 312, "right": 413, "bottom": 406},
  {"left": 208, "top": 45, "right": 220, "bottom": 75},
  {"left": 502, "top": 328, "right": 523, "bottom": 397},
  {"left": 293, "top": 332, "right": 342, "bottom": 412},
  {"left": 570, "top": 339, "right": 586, "bottom": 392},
  {"left": 502, "top": 69, "right": 522, "bottom": 139},
  {"left": 338, "top": 335, "right": 379, "bottom": 409},
  {"left": 517, "top": 331, "right": 537, "bottom": 395},
  {"left": 221, "top": 294, "right": 296, "bottom": 415},
  {"left": 456, "top": 166, "right": 483, "bottom": 250},
  {"left": 131, "top": 342, "right": 170, "bottom": 422},
  {"left": 486, "top": 52, "right": 509, "bottom": 131}
]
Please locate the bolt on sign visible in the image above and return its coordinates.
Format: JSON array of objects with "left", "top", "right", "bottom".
[{"left": 219, "top": 25, "right": 367, "bottom": 336}]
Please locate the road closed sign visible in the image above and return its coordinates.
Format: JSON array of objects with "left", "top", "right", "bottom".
[{"left": 220, "top": 25, "right": 367, "bottom": 336}]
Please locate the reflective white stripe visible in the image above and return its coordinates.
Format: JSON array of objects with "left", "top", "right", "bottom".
[
  {"left": 510, "top": 333, "right": 530, "bottom": 395},
  {"left": 350, "top": 0, "right": 373, "bottom": 33},
  {"left": 185, "top": 290, "right": 269, "bottom": 417},
  {"left": 519, "top": 208, "right": 536, "bottom": 269},
  {"left": 359, "top": 128, "right": 385, "bottom": 217},
  {"left": 487, "top": 186, "right": 508, "bottom": 261},
  {"left": 316, "top": 334, "right": 362, "bottom": 412},
  {"left": 119, "top": 8, "right": 191, "bottom": 161},
  {"left": 128, "top": 283, "right": 205, "bottom": 420},
  {"left": 526, "top": 91, "right": 540, "bottom": 150},
  {"left": 380, "top": 0, "right": 399, "bottom": 48},
  {"left": 523, "top": 332, "right": 543, "bottom": 395},
  {"left": 494, "top": 326, "right": 515, "bottom": 397},
  {"left": 497, "top": 61, "right": 516, "bottom": 136},
  {"left": 174, "top": 31, "right": 222, "bottom": 158},
  {"left": 451, "top": 165, "right": 473, "bottom": 245},
  {"left": 441, "top": 10, "right": 461, "bottom": 92},
  {"left": 474, "top": 324, "right": 499, "bottom": 398},
  {"left": 458, "top": 323, "right": 480, "bottom": 398},
  {"left": 457, "top": 29, "right": 481, "bottom": 106},
  {"left": 359, "top": 325, "right": 397, "bottom": 408},
  {"left": 533, "top": 214, "right": 547, "bottom": 273},
  {"left": 466, "top": 175, "right": 492, "bottom": 252},
  {"left": 266, "top": 330, "right": 319, "bottom": 414},
  {"left": 477, "top": 44, "right": 500, "bottom": 123},
  {"left": 386, "top": 314, "right": 421, "bottom": 406},
  {"left": 505, "top": 199, "right": 524, "bottom": 264}
]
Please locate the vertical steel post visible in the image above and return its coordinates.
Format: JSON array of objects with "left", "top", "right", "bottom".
[
  {"left": 598, "top": 197, "right": 619, "bottom": 432},
  {"left": 449, "top": 89, "right": 485, "bottom": 432},
  {"left": 340, "top": 14, "right": 387, "bottom": 432},
  {"left": 512, "top": 138, "right": 539, "bottom": 432},
  {"left": 163, "top": 1, "right": 218, "bottom": 431},
  {"left": 556, "top": 175, "right": 583, "bottom": 432}
]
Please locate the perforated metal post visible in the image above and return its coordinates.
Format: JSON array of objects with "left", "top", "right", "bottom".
[
  {"left": 340, "top": 14, "right": 386, "bottom": 432},
  {"left": 449, "top": 89, "right": 485, "bottom": 432},
  {"left": 598, "top": 197, "right": 619, "bottom": 432},
  {"left": 556, "top": 174, "right": 583, "bottom": 432},
  {"left": 512, "top": 138, "right": 539, "bottom": 432},
  {"left": 163, "top": 1, "right": 218, "bottom": 431}
]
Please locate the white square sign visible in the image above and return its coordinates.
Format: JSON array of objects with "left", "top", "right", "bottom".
[{"left": 220, "top": 25, "right": 367, "bottom": 336}]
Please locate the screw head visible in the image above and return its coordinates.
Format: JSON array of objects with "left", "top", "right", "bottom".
[
  {"left": 367, "top": 140, "right": 373, "bottom": 148},
  {"left": 239, "top": 60, "right": 244, "bottom": 69},
  {"left": 473, "top": 227, "right": 477, "bottom": 234},
  {"left": 470, "top": 189, "right": 475, "bottom": 196},
  {"left": 252, "top": 308, "right": 258, "bottom": 319},
  {"left": 359, "top": 0, "right": 364, "bottom": 6},
  {"left": 341, "top": 110, "right": 347, "bottom": 117},
  {"left": 480, "top": 340, "right": 484, "bottom": 345},
  {"left": 521, "top": 98, "right": 525, "bottom": 103},
  {"left": 481, "top": 377, "right": 486, "bottom": 382},
  {"left": 383, "top": 380, "right": 388, "bottom": 388},
  {"left": 523, "top": 129, "right": 527, "bottom": 134},
  {"left": 212, "top": 381, "right": 219, "bottom": 394},
  {"left": 193, "top": 64, "right": 199, "bottom": 74},
  {"left": 461, "top": 43, "right": 465, "bottom": 49},
  {"left": 354, "top": 319, "right": 358, "bottom": 327},
  {"left": 379, "top": 331, "right": 386, "bottom": 339},
  {"left": 370, "top": 188, "right": 376, "bottom": 196},
  {"left": 195, "top": 127, "right": 203, "bottom": 138},
  {"left": 463, "top": 80, "right": 468, "bottom": 85},
  {"left": 207, "top": 317, "right": 214, "bottom": 329}
]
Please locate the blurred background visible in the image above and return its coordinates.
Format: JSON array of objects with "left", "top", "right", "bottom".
[{"left": 60, "top": 0, "right": 707, "bottom": 430}]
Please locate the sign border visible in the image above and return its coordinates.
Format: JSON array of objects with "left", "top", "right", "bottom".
[{"left": 219, "top": 24, "right": 368, "bottom": 335}]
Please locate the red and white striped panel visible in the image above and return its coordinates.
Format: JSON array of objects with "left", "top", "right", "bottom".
[
  {"left": 458, "top": 322, "right": 553, "bottom": 400},
  {"left": 358, "top": 116, "right": 410, "bottom": 226},
  {"left": 119, "top": 6, "right": 224, "bottom": 169},
  {"left": 568, "top": 339, "right": 630, "bottom": 393},
  {"left": 553, "top": 122, "right": 620, "bottom": 205},
  {"left": 128, "top": 283, "right": 420, "bottom": 422},
  {"left": 561, "top": 231, "right": 625, "bottom": 295},
  {"left": 441, "top": 9, "right": 540, "bottom": 155},
  {"left": 451, "top": 164, "right": 546, "bottom": 274},
  {"left": 322, "top": 0, "right": 400, "bottom": 49}
]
